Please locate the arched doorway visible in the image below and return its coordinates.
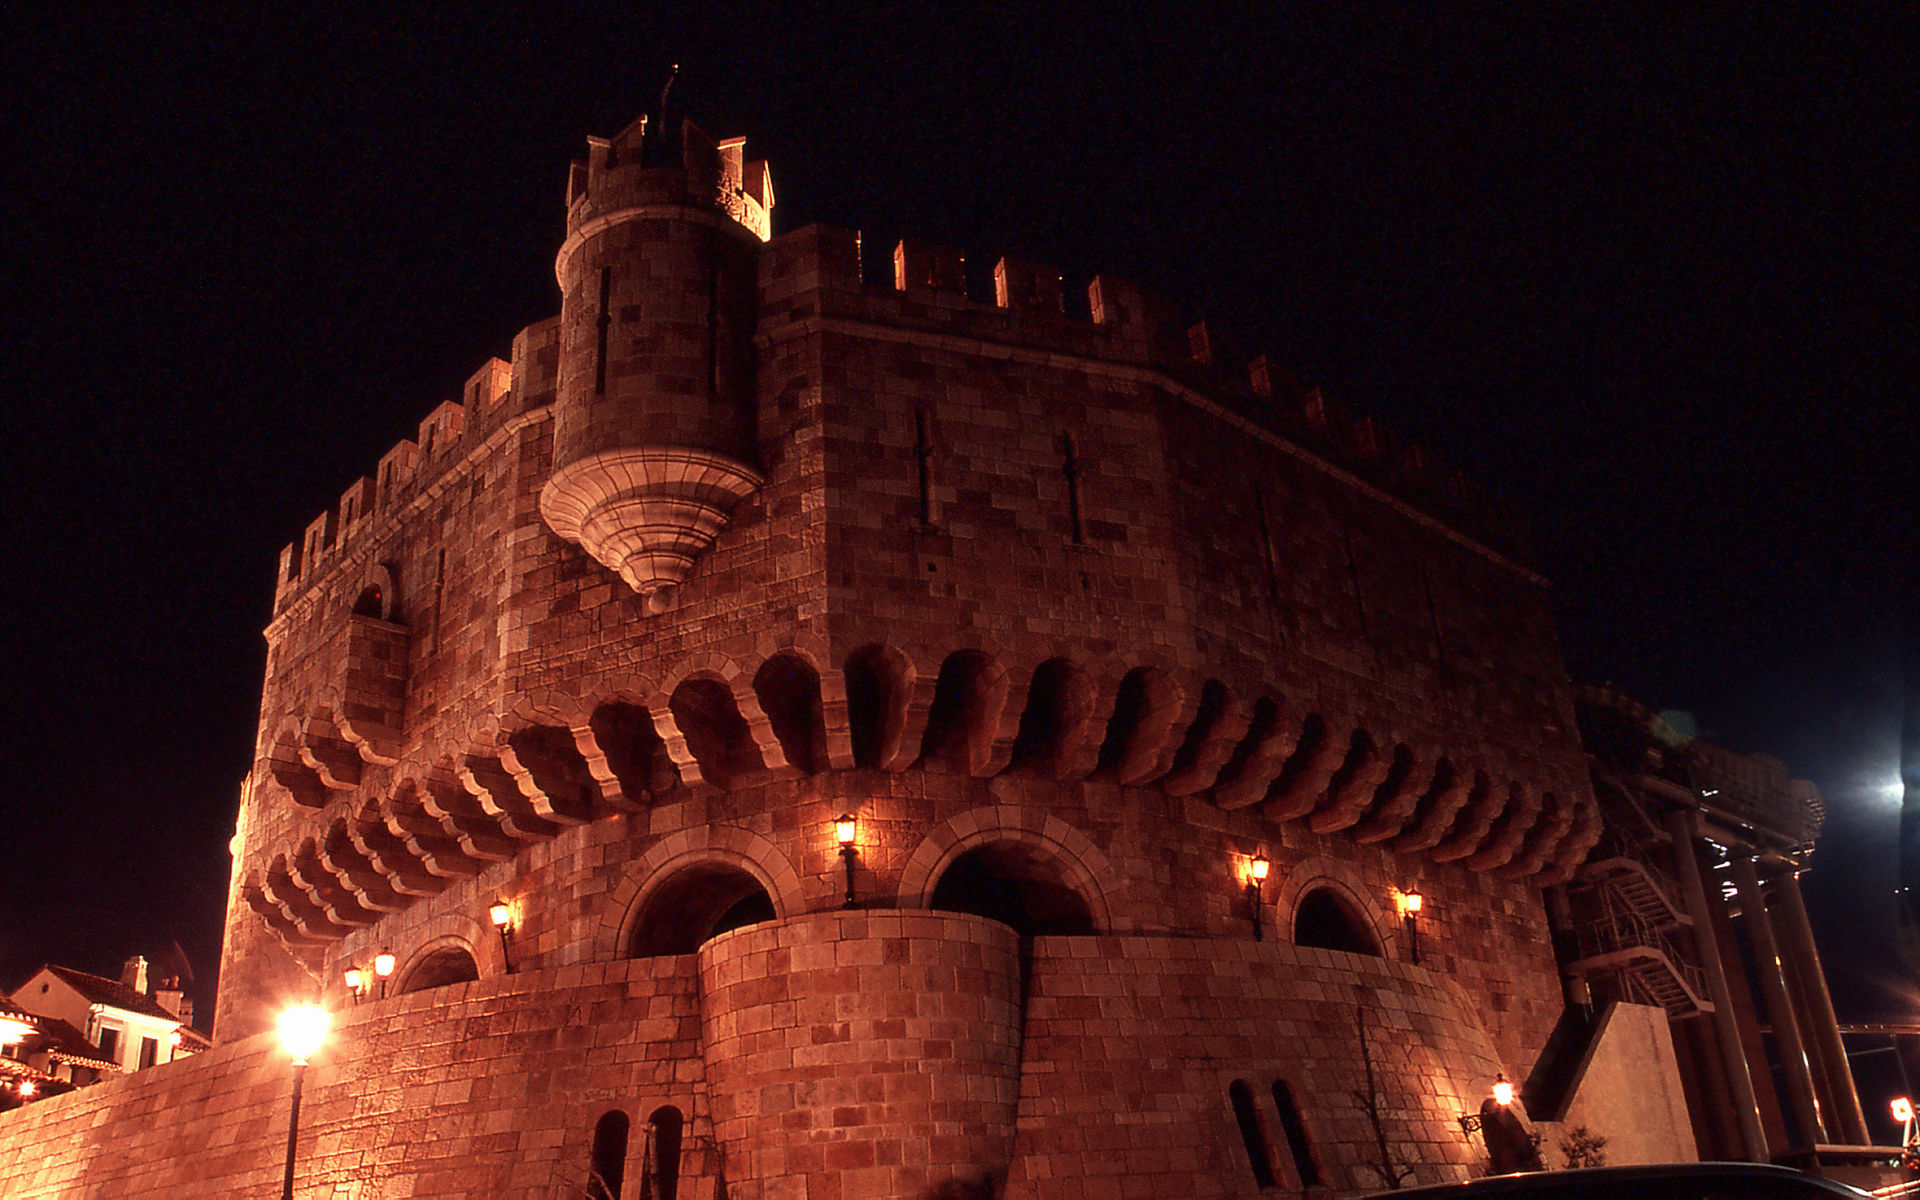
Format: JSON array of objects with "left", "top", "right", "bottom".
[
  {"left": 1292, "top": 887, "right": 1381, "bottom": 956},
  {"left": 397, "top": 944, "right": 480, "bottom": 993},
  {"left": 928, "top": 841, "right": 1096, "bottom": 937},
  {"left": 629, "top": 863, "right": 776, "bottom": 956}
]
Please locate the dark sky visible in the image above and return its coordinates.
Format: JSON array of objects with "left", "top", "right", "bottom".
[{"left": 3, "top": 8, "right": 1911, "bottom": 1032}]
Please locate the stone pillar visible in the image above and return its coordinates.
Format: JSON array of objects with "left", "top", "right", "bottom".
[
  {"left": 1770, "top": 867, "right": 1869, "bottom": 1143},
  {"left": 698, "top": 909, "right": 1022, "bottom": 1200},
  {"left": 1730, "top": 854, "right": 1827, "bottom": 1148},
  {"left": 1666, "top": 809, "right": 1770, "bottom": 1161}
]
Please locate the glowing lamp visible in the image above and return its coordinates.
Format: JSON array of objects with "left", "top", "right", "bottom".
[
  {"left": 17, "top": 1079, "right": 35, "bottom": 1098},
  {"left": 372, "top": 951, "right": 396, "bottom": 979},
  {"left": 168, "top": 1029, "right": 182, "bottom": 1048},
  {"left": 489, "top": 900, "right": 513, "bottom": 931},
  {"left": 1401, "top": 890, "right": 1423, "bottom": 915},
  {"left": 0, "top": 1015, "right": 34, "bottom": 1047},
  {"left": 1894, "top": 1096, "right": 1914, "bottom": 1123},
  {"left": 835, "top": 814, "right": 860, "bottom": 908},
  {"left": 275, "top": 1005, "right": 329, "bottom": 1067},
  {"left": 1492, "top": 1075, "right": 1514, "bottom": 1108},
  {"left": 343, "top": 966, "right": 365, "bottom": 994},
  {"left": 1249, "top": 852, "right": 1270, "bottom": 884}
]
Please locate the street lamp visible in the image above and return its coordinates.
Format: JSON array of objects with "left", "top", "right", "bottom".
[
  {"left": 276, "top": 1005, "right": 329, "bottom": 1200},
  {"left": 490, "top": 900, "right": 516, "bottom": 973},
  {"left": 1398, "top": 889, "right": 1424, "bottom": 965},
  {"left": 372, "top": 950, "right": 396, "bottom": 999},
  {"left": 1246, "top": 852, "right": 1270, "bottom": 941},
  {"left": 835, "top": 814, "right": 859, "bottom": 908}
]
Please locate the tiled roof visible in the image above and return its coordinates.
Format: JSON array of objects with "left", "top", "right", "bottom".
[
  {"left": 42, "top": 966, "right": 182, "bottom": 1024},
  {"left": 30, "top": 1016, "right": 120, "bottom": 1070}
]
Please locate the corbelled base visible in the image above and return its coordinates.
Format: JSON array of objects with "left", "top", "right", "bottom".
[{"left": 539, "top": 446, "right": 763, "bottom": 596}]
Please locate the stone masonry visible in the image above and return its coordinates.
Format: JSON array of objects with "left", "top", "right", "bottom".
[{"left": 0, "top": 114, "right": 1626, "bottom": 1198}]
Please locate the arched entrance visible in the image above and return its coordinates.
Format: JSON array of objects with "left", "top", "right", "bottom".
[
  {"left": 928, "top": 842, "right": 1096, "bottom": 937},
  {"left": 1292, "top": 887, "right": 1382, "bottom": 956},
  {"left": 397, "top": 944, "right": 480, "bottom": 993},
  {"left": 629, "top": 862, "right": 776, "bottom": 956}
]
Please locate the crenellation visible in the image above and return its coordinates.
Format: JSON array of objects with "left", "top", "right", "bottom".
[{"left": 9, "top": 113, "right": 1769, "bottom": 1200}]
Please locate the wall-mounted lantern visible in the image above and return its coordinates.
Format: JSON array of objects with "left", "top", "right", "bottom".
[
  {"left": 490, "top": 900, "right": 516, "bottom": 973},
  {"left": 1397, "top": 889, "right": 1424, "bottom": 965},
  {"left": 835, "top": 814, "right": 859, "bottom": 908},
  {"left": 1458, "top": 1073, "right": 1539, "bottom": 1174},
  {"left": 1246, "top": 852, "right": 1270, "bottom": 941},
  {"left": 342, "top": 966, "right": 367, "bottom": 1005},
  {"left": 372, "top": 950, "right": 396, "bottom": 999}
]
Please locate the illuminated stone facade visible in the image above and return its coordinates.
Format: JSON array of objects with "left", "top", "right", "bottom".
[{"left": 0, "top": 116, "right": 1710, "bottom": 1198}]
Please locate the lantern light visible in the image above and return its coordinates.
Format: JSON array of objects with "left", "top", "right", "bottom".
[
  {"left": 17, "top": 1079, "right": 35, "bottom": 1098},
  {"left": 1492, "top": 1075, "right": 1514, "bottom": 1108},
  {"left": 275, "top": 1005, "right": 329, "bottom": 1067},
  {"left": 0, "top": 1015, "right": 34, "bottom": 1047},
  {"left": 1249, "top": 852, "right": 1270, "bottom": 884},
  {"left": 372, "top": 951, "right": 395, "bottom": 978},
  {"left": 1401, "top": 889, "right": 1423, "bottom": 915},
  {"left": 491, "top": 900, "right": 517, "bottom": 974},
  {"left": 343, "top": 966, "right": 365, "bottom": 994},
  {"left": 1894, "top": 1096, "right": 1914, "bottom": 1123},
  {"left": 835, "top": 814, "right": 860, "bottom": 907}
]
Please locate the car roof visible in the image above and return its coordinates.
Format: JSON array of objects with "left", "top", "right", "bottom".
[{"left": 1364, "top": 1162, "right": 1874, "bottom": 1200}]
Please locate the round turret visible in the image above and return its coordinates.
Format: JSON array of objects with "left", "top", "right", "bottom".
[{"left": 539, "top": 116, "right": 773, "bottom": 600}]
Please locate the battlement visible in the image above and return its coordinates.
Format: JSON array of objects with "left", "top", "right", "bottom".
[
  {"left": 565, "top": 118, "right": 772, "bottom": 242},
  {"left": 764, "top": 224, "right": 1528, "bottom": 557},
  {"left": 274, "top": 351, "right": 521, "bottom": 612}
]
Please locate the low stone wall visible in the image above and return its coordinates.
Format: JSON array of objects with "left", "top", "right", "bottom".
[
  {"left": 0, "top": 958, "right": 705, "bottom": 1198},
  {"left": 1006, "top": 935, "right": 1507, "bottom": 1197},
  {"left": 699, "top": 909, "right": 1023, "bottom": 1200}
]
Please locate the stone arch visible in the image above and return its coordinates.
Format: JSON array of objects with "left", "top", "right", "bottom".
[
  {"left": 394, "top": 935, "right": 482, "bottom": 994},
  {"left": 581, "top": 689, "right": 678, "bottom": 810},
  {"left": 496, "top": 713, "right": 598, "bottom": 825},
  {"left": 1095, "top": 665, "right": 1191, "bottom": 786},
  {"left": 842, "top": 642, "right": 916, "bottom": 770},
  {"left": 662, "top": 671, "right": 769, "bottom": 789},
  {"left": 1162, "top": 678, "right": 1250, "bottom": 797},
  {"left": 1008, "top": 656, "right": 1103, "bottom": 778},
  {"left": 351, "top": 562, "right": 398, "bottom": 622},
  {"left": 1307, "top": 725, "right": 1392, "bottom": 834},
  {"left": 392, "top": 907, "right": 503, "bottom": 981},
  {"left": 262, "top": 719, "right": 328, "bottom": 809},
  {"left": 597, "top": 826, "right": 803, "bottom": 961},
  {"left": 1271, "top": 857, "right": 1389, "bottom": 959},
  {"left": 915, "top": 649, "right": 1012, "bottom": 776},
  {"left": 1210, "top": 692, "right": 1296, "bottom": 810},
  {"left": 898, "top": 806, "right": 1116, "bottom": 933},
  {"left": 753, "top": 651, "right": 828, "bottom": 775}
]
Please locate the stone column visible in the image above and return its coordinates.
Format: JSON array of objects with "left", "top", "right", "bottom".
[
  {"left": 1666, "top": 809, "right": 1769, "bottom": 1160},
  {"left": 1770, "top": 866, "right": 1869, "bottom": 1143},
  {"left": 1731, "top": 854, "right": 1827, "bottom": 1148}
]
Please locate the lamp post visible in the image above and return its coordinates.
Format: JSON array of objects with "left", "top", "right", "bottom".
[
  {"left": 372, "top": 950, "right": 395, "bottom": 999},
  {"left": 1246, "top": 852, "right": 1270, "bottom": 941},
  {"left": 1398, "top": 889, "right": 1423, "bottom": 965},
  {"left": 490, "top": 900, "right": 516, "bottom": 973},
  {"left": 276, "top": 1005, "right": 329, "bottom": 1200},
  {"left": 835, "top": 814, "right": 858, "bottom": 908}
]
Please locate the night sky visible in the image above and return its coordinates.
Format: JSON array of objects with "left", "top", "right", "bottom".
[{"left": 4, "top": 8, "right": 1910, "bottom": 1047}]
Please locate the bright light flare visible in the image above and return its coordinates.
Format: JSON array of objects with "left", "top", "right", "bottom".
[
  {"left": 276, "top": 1005, "right": 329, "bottom": 1065},
  {"left": 1894, "top": 1096, "right": 1914, "bottom": 1123},
  {"left": 1492, "top": 1076, "right": 1514, "bottom": 1107}
]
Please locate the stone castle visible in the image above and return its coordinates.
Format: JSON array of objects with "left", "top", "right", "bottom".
[{"left": 0, "top": 115, "right": 1880, "bottom": 1196}]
